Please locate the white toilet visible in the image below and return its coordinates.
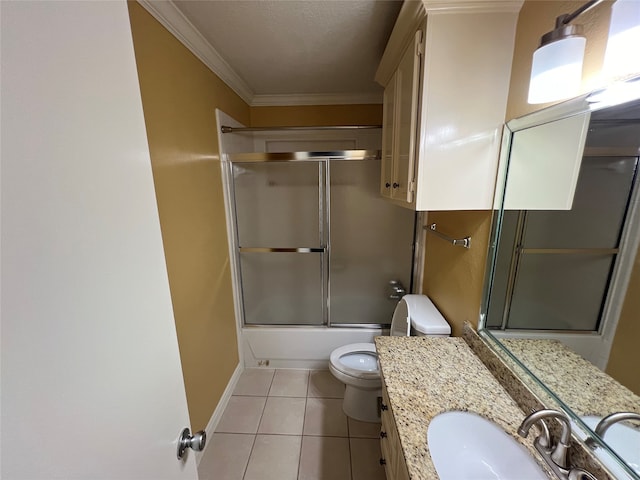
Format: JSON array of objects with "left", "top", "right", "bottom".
[{"left": 329, "top": 294, "right": 451, "bottom": 422}]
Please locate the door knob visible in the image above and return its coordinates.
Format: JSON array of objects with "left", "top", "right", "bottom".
[{"left": 177, "top": 427, "right": 206, "bottom": 460}]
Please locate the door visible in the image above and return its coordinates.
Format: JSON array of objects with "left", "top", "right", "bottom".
[
  {"left": 230, "top": 155, "right": 415, "bottom": 327},
  {"left": 233, "top": 160, "right": 326, "bottom": 325},
  {"left": 1, "top": 2, "right": 198, "bottom": 479}
]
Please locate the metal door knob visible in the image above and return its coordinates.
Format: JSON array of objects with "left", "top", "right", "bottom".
[{"left": 177, "top": 427, "right": 206, "bottom": 460}]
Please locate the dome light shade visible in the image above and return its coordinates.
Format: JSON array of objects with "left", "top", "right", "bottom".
[
  {"left": 528, "top": 36, "right": 587, "bottom": 104},
  {"left": 603, "top": 0, "right": 640, "bottom": 79}
]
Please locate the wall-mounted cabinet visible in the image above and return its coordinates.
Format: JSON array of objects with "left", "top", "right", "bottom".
[
  {"left": 376, "top": 1, "right": 524, "bottom": 211},
  {"left": 496, "top": 99, "right": 591, "bottom": 211}
]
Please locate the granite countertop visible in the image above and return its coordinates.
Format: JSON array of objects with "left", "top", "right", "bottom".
[
  {"left": 501, "top": 338, "right": 640, "bottom": 417},
  {"left": 375, "top": 336, "right": 553, "bottom": 480}
]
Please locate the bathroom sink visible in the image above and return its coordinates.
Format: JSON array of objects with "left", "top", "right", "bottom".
[
  {"left": 427, "top": 411, "right": 548, "bottom": 480},
  {"left": 575, "top": 415, "right": 640, "bottom": 478}
]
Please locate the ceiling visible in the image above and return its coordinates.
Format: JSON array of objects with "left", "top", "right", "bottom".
[{"left": 152, "top": 1, "right": 403, "bottom": 105}]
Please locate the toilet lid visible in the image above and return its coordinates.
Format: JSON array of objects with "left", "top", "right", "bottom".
[{"left": 330, "top": 343, "right": 379, "bottom": 380}]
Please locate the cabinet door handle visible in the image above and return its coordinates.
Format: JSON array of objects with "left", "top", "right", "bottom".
[
  {"left": 380, "top": 431, "right": 387, "bottom": 438},
  {"left": 380, "top": 458, "right": 387, "bottom": 466},
  {"left": 392, "top": 183, "right": 399, "bottom": 188},
  {"left": 381, "top": 403, "right": 388, "bottom": 411},
  {"left": 385, "top": 182, "right": 391, "bottom": 188}
]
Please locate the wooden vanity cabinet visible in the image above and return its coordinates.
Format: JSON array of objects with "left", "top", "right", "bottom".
[
  {"left": 380, "top": 383, "right": 410, "bottom": 480},
  {"left": 376, "top": 1, "right": 522, "bottom": 211}
]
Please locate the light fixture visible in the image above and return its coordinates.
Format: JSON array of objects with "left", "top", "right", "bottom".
[
  {"left": 528, "top": 0, "right": 610, "bottom": 104},
  {"left": 603, "top": 0, "right": 640, "bottom": 79}
]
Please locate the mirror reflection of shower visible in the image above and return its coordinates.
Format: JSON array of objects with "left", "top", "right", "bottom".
[
  {"left": 229, "top": 152, "right": 416, "bottom": 328},
  {"left": 486, "top": 117, "right": 640, "bottom": 334}
]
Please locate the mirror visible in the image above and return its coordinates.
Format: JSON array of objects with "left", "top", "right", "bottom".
[{"left": 480, "top": 77, "right": 640, "bottom": 479}]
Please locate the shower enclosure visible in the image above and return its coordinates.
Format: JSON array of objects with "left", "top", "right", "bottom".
[{"left": 228, "top": 150, "right": 415, "bottom": 328}]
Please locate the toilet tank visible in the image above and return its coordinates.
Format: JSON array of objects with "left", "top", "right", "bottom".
[{"left": 390, "top": 294, "right": 451, "bottom": 337}]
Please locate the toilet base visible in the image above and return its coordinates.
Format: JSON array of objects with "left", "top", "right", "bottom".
[{"left": 343, "top": 385, "right": 382, "bottom": 423}]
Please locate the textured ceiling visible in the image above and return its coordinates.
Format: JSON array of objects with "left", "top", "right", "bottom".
[{"left": 173, "top": 0, "right": 402, "bottom": 98}]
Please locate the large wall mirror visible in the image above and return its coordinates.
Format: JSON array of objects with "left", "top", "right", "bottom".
[{"left": 480, "top": 77, "right": 640, "bottom": 480}]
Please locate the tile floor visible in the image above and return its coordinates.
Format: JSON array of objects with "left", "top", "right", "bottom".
[{"left": 198, "top": 368, "right": 387, "bottom": 480}]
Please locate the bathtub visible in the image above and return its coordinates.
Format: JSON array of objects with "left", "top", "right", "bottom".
[{"left": 242, "top": 326, "right": 386, "bottom": 369}]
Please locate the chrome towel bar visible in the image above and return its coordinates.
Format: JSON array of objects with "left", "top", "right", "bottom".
[{"left": 425, "top": 223, "right": 471, "bottom": 249}]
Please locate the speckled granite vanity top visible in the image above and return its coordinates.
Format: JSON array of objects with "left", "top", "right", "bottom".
[
  {"left": 501, "top": 339, "right": 640, "bottom": 416},
  {"left": 375, "top": 336, "right": 553, "bottom": 480}
]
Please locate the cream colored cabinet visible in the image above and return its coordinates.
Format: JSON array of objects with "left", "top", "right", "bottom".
[
  {"left": 380, "top": 30, "right": 422, "bottom": 203},
  {"left": 376, "top": 1, "right": 523, "bottom": 210},
  {"left": 380, "top": 384, "right": 410, "bottom": 480}
]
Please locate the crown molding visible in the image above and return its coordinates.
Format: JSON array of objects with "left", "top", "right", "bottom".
[
  {"left": 251, "top": 92, "right": 383, "bottom": 107},
  {"left": 137, "top": 0, "right": 254, "bottom": 105},
  {"left": 423, "top": 0, "right": 524, "bottom": 14}
]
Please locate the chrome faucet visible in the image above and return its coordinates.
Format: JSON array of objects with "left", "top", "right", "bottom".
[
  {"left": 388, "top": 280, "right": 406, "bottom": 300},
  {"left": 519, "top": 409, "right": 572, "bottom": 477},
  {"left": 594, "top": 411, "right": 640, "bottom": 437}
]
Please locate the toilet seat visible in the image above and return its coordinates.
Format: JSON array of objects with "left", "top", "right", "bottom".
[{"left": 329, "top": 343, "right": 379, "bottom": 380}]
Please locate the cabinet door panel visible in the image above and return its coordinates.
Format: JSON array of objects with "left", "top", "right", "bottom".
[
  {"left": 392, "top": 31, "right": 422, "bottom": 203},
  {"left": 381, "top": 75, "right": 397, "bottom": 198}
]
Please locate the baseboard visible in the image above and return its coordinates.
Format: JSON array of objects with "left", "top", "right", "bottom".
[{"left": 195, "top": 363, "right": 244, "bottom": 466}]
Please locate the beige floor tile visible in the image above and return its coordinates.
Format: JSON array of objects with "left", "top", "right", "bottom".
[
  {"left": 216, "top": 396, "right": 266, "bottom": 434},
  {"left": 258, "top": 397, "right": 306, "bottom": 435},
  {"left": 243, "top": 434, "right": 302, "bottom": 480},
  {"left": 307, "top": 370, "right": 345, "bottom": 398},
  {"left": 197, "top": 433, "right": 254, "bottom": 480},
  {"left": 269, "top": 369, "right": 309, "bottom": 397},
  {"left": 233, "top": 368, "right": 275, "bottom": 396},
  {"left": 303, "top": 397, "right": 348, "bottom": 437},
  {"left": 348, "top": 417, "right": 382, "bottom": 438},
  {"left": 350, "top": 438, "right": 386, "bottom": 480},
  {"left": 298, "top": 436, "right": 351, "bottom": 480}
]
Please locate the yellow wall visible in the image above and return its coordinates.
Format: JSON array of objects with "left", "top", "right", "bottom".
[
  {"left": 251, "top": 105, "right": 383, "bottom": 127},
  {"left": 128, "top": 3, "right": 383, "bottom": 429},
  {"left": 128, "top": 2, "right": 249, "bottom": 430},
  {"left": 607, "top": 250, "right": 640, "bottom": 395},
  {"left": 422, "top": 211, "right": 493, "bottom": 337}
]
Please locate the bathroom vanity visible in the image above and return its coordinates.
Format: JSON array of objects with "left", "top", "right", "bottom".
[
  {"left": 374, "top": 331, "right": 628, "bottom": 480},
  {"left": 375, "top": 335, "right": 554, "bottom": 480}
]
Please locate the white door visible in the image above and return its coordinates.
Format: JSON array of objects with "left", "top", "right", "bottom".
[{"left": 1, "top": 2, "right": 199, "bottom": 479}]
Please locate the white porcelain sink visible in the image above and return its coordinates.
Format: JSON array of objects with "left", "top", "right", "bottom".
[
  {"left": 427, "top": 411, "right": 548, "bottom": 480},
  {"left": 575, "top": 415, "right": 640, "bottom": 478}
]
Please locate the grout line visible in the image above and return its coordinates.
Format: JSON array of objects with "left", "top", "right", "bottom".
[
  {"left": 266, "top": 367, "right": 276, "bottom": 397},
  {"left": 297, "top": 395, "right": 309, "bottom": 479},
  {"left": 348, "top": 427, "right": 354, "bottom": 480},
  {"left": 241, "top": 434, "right": 257, "bottom": 480}
]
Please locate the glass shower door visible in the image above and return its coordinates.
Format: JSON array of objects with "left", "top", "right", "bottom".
[
  {"left": 329, "top": 159, "right": 415, "bottom": 325},
  {"left": 232, "top": 161, "right": 326, "bottom": 325}
]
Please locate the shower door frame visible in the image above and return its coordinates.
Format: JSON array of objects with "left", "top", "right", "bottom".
[{"left": 226, "top": 150, "right": 401, "bottom": 330}]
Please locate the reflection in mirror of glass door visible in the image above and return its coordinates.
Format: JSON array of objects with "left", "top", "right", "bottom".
[{"left": 486, "top": 155, "right": 638, "bottom": 332}]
